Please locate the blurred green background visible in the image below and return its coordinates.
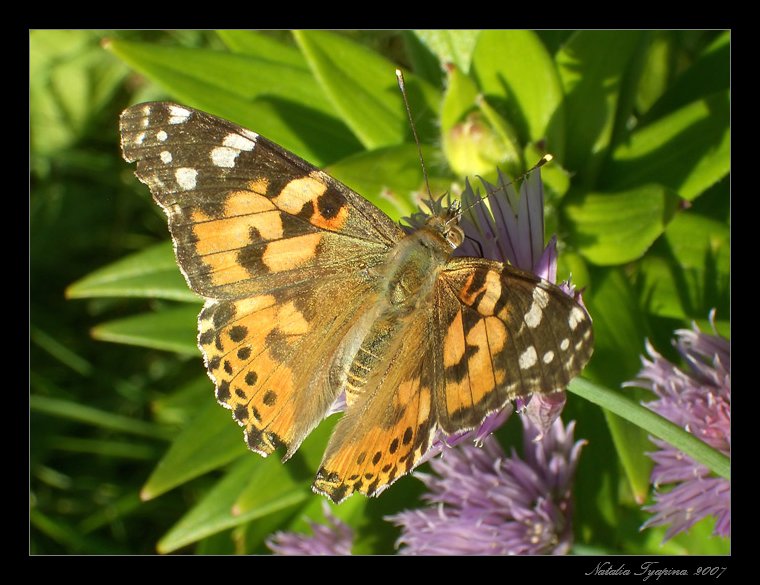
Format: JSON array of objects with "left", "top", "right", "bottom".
[{"left": 30, "top": 30, "right": 729, "bottom": 555}]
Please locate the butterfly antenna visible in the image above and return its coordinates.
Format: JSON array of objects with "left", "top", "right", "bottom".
[
  {"left": 396, "top": 69, "right": 433, "bottom": 199},
  {"left": 449, "top": 154, "right": 554, "bottom": 226}
]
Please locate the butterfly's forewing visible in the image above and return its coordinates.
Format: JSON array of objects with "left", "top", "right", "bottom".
[
  {"left": 119, "top": 102, "right": 403, "bottom": 300},
  {"left": 434, "top": 258, "right": 594, "bottom": 434},
  {"left": 119, "top": 102, "right": 404, "bottom": 456}
]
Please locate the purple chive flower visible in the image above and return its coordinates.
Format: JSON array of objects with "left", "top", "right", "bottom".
[
  {"left": 625, "top": 311, "right": 730, "bottom": 541},
  {"left": 388, "top": 416, "right": 585, "bottom": 555},
  {"left": 266, "top": 504, "right": 354, "bottom": 555}
]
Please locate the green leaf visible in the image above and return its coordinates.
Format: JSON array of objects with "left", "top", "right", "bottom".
[
  {"left": 215, "top": 30, "right": 304, "bottom": 66},
  {"left": 635, "top": 31, "right": 681, "bottom": 115},
  {"left": 106, "top": 38, "right": 360, "bottom": 165},
  {"left": 232, "top": 418, "right": 336, "bottom": 515},
  {"left": 151, "top": 376, "right": 212, "bottom": 427},
  {"left": 639, "top": 210, "right": 730, "bottom": 320},
  {"left": 582, "top": 268, "right": 653, "bottom": 501},
  {"left": 413, "top": 30, "right": 480, "bottom": 73},
  {"left": 107, "top": 38, "right": 332, "bottom": 115},
  {"left": 66, "top": 242, "right": 197, "bottom": 302},
  {"left": 564, "top": 184, "right": 679, "bottom": 265},
  {"left": 643, "top": 32, "right": 730, "bottom": 123},
  {"left": 556, "top": 30, "right": 645, "bottom": 182},
  {"left": 600, "top": 91, "right": 730, "bottom": 201},
  {"left": 30, "top": 395, "right": 173, "bottom": 440},
  {"left": 471, "top": 30, "right": 565, "bottom": 159},
  {"left": 91, "top": 305, "right": 200, "bottom": 355},
  {"left": 141, "top": 400, "right": 247, "bottom": 500},
  {"left": 157, "top": 456, "right": 304, "bottom": 553},
  {"left": 294, "top": 30, "right": 441, "bottom": 149},
  {"left": 31, "top": 30, "right": 128, "bottom": 155},
  {"left": 569, "top": 377, "right": 730, "bottom": 481},
  {"left": 402, "top": 31, "right": 444, "bottom": 87},
  {"left": 326, "top": 144, "right": 450, "bottom": 220}
]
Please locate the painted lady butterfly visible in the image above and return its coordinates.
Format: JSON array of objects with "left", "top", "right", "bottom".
[{"left": 120, "top": 102, "right": 593, "bottom": 503}]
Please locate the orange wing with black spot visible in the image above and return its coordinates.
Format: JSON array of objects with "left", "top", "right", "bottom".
[
  {"left": 434, "top": 257, "right": 594, "bottom": 434},
  {"left": 313, "top": 315, "right": 437, "bottom": 503}
]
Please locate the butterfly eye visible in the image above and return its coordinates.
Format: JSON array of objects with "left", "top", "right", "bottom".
[{"left": 445, "top": 225, "right": 464, "bottom": 249}]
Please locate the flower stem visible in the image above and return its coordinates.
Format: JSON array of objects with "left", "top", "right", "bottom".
[{"left": 567, "top": 378, "right": 730, "bottom": 480}]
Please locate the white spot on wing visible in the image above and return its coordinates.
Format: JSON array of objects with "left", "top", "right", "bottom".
[
  {"left": 568, "top": 307, "right": 585, "bottom": 331},
  {"left": 223, "top": 133, "right": 256, "bottom": 151},
  {"left": 156, "top": 130, "right": 168, "bottom": 142},
  {"left": 175, "top": 167, "right": 198, "bottom": 190},
  {"left": 160, "top": 151, "right": 172, "bottom": 164},
  {"left": 135, "top": 132, "right": 146, "bottom": 145},
  {"left": 524, "top": 302, "right": 542, "bottom": 329},
  {"left": 543, "top": 351, "right": 555, "bottom": 364},
  {"left": 560, "top": 338, "right": 570, "bottom": 351},
  {"left": 211, "top": 146, "right": 238, "bottom": 168},
  {"left": 519, "top": 346, "right": 538, "bottom": 369},
  {"left": 168, "top": 105, "right": 191, "bottom": 124}
]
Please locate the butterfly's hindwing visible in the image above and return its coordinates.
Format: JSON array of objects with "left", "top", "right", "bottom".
[
  {"left": 435, "top": 258, "right": 593, "bottom": 434},
  {"left": 196, "top": 242, "right": 383, "bottom": 459},
  {"left": 313, "top": 313, "right": 437, "bottom": 503}
]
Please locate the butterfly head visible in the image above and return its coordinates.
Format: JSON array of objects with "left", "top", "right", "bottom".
[{"left": 425, "top": 200, "right": 464, "bottom": 250}]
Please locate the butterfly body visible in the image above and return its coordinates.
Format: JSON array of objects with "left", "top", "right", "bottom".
[{"left": 120, "top": 102, "right": 593, "bottom": 503}]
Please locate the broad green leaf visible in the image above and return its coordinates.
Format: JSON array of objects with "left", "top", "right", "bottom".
[
  {"left": 600, "top": 91, "right": 730, "bottom": 201},
  {"left": 107, "top": 39, "right": 360, "bottom": 165},
  {"left": 326, "top": 144, "right": 451, "bottom": 220},
  {"left": 232, "top": 418, "right": 336, "bottom": 515},
  {"left": 402, "top": 31, "right": 444, "bottom": 87},
  {"left": 471, "top": 30, "right": 565, "bottom": 160},
  {"left": 639, "top": 211, "right": 730, "bottom": 320},
  {"left": 564, "top": 185, "right": 679, "bottom": 265},
  {"left": 156, "top": 456, "right": 304, "bottom": 553},
  {"left": 413, "top": 30, "right": 480, "bottom": 73},
  {"left": 215, "top": 30, "right": 304, "bottom": 66},
  {"left": 638, "top": 256, "right": 687, "bottom": 320},
  {"left": 91, "top": 305, "right": 200, "bottom": 355},
  {"left": 556, "top": 30, "right": 644, "bottom": 182},
  {"left": 107, "top": 39, "right": 332, "bottom": 114},
  {"left": 66, "top": 242, "right": 197, "bottom": 302},
  {"left": 294, "top": 30, "right": 441, "bottom": 149},
  {"left": 643, "top": 31, "right": 730, "bottom": 123},
  {"left": 142, "top": 400, "right": 247, "bottom": 500},
  {"left": 635, "top": 31, "right": 681, "bottom": 115},
  {"left": 30, "top": 395, "right": 173, "bottom": 440},
  {"left": 31, "top": 30, "right": 127, "bottom": 155},
  {"left": 581, "top": 267, "right": 653, "bottom": 501},
  {"left": 152, "top": 376, "right": 212, "bottom": 427}
]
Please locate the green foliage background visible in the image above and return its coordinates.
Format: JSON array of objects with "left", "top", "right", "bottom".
[{"left": 30, "top": 30, "right": 729, "bottom": 555}]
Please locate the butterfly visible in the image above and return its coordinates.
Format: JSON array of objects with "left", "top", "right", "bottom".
[{"left": 119, "top": 102, "right": 594, "bottom": 503}]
